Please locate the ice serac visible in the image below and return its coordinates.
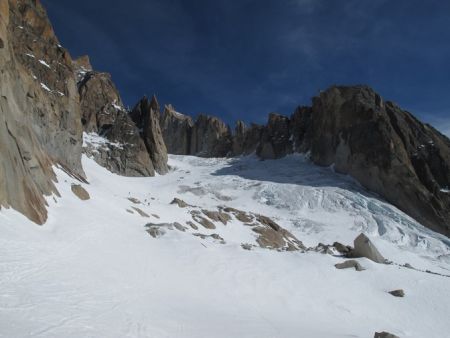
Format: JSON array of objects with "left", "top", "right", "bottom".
[
  {"left": 308, "top": 85, "right": 450, "bottom": 237},
  {"left": 130, "top": 95, "right": 168, "bottom": 174},
  {"left": 160, "top": 104, "right": 193, "bottom": 155},
  {"left": 190, "top": 114, "right": 232, "bottom": 157},
  {"left": 74, "top": 57, "right": 155, "bottom": 177},
  {"left": 0, "top": 0, "right": 84, "bottom": 224}
]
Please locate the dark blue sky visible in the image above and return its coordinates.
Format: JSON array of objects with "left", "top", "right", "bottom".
[{"left": 42, "top": 0, "right": 450, "bottom": 135}]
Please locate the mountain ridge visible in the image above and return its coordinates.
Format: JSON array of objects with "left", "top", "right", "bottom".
[{"left": 0, "top": 0, "right": 449, "bottom": 238}]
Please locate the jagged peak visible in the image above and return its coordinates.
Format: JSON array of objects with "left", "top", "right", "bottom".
[
  {"left": 150, "top": 94, "right": 159, "bottom": 112},
  {"left": 73, "top": 55, "right": 92, "bottom": 72}
]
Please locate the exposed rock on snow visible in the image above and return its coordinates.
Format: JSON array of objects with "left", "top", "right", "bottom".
[
  {"left": 202, "top": 209, "right": 231, "bottom": 225},
  {"left": 71, "top": 184, "right": 90, "bottom": 200},
  {"left": 132, "top": 207, "right": 150, "bottom": 218},
  {"left": 335, "top": 260, "right": 365, "bottom": 271},
  {"left": 374, "top": 332, "right": 400, "bottom": 338},
  {"left": 127, "top": 197, "right": 141, "bottom": 204},
  {"left": 388, "top": 289, "right": 405, "bottom": 298},
  {"left": 191, "top": 213, "right": 216, "bottom": 229},
  {"left": 251, "top": 215, "right": 305, "bottom": 251},
  {"left": 193, "top": 232, "right": 225, "bottom": 244},
  {"left": 350, "top": 233, "right": 387, "bottom": 264},
  {"left": 333, "top": 242, "right": 352, "bottom": 255},
  {"left": 170, "top": 197, "right": 190, "bottom": 208},
  {"left": 145, "top": 222, "right": 186, "bottom": 238},
  {"left": 222, "top": 207, "right": 254, "bottom": 223}
]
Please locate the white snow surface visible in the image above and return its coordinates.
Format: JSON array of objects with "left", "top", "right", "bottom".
[{"left": 1, "top": 154, "right": 449, "bottom": 338}]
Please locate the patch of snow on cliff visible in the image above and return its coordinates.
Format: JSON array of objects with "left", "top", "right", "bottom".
[
  {"left": 40, "top": 82, "right": 51, "bottom": 92},
  {"left": 38, "top": 59, "right": 51, "bottom": 69},
  {"left": 83, "top": 132, "right": 124, "bottom": 150}
]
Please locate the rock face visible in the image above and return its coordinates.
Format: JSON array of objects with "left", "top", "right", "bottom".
[
  {"left": 159, "top": 85, "right": 450, "bottom": 236},
  {"left": 232, "top": 120, "right": 247, "bottom": 156},
  {"left": 0, "top": 0, "right": 84, "bottom": 224},
  {"left": 309, "top": 86, "right": 450, "bottom": 237},
  {"left": 190, "top": 114, "right": 232, "bottom": 157},
  {"left": 160, "top": 104, "right": 193, "bottom": 155},
  {"left": 130, "top": 96, "right": 168, "bottom": 174},
  {"left": 290, "top": 106, "right": 312, "bottom": 153},
  {"left": 232, "top": 122, "right": 264, "bottom": 156},
  {"left": 257, "top": 113, "right": 293, "bottom": 159},
  {"left": 74, "top": 58, "right": 155, "bottom": 177}
]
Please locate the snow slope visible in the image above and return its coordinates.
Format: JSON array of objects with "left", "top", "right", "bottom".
[{"left": 0, "top": 154, "right": 449, "bottom": 338}]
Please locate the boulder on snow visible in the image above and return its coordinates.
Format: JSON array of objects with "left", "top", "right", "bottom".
[
  {"left": 388, "top": 289, "right": 405, "bottom": 298},
  {"left": 71, "top": 184, "right": 90, "bottom": 201},
  {"left": 350, "top": 233, "right": 387, "bottom": 264},
  {"left": 334, "top": 260, "right": 365, "bottom": 271},
  {"left": 374, "top": 332, "right": 400, "bottom": 338},
  {"left": 171, "top": 197, "right": 189, "bottom": 208},
  {"left": 333, "top": 242, "right": 352, "bottom": 255}
]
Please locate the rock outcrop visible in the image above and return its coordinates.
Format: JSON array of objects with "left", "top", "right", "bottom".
[
  {"left": 232, "top": 121, "right": 264, "bottom": 156},
  {"left": 257, "top": 113, "right": 293, "bottom": 159},
  {"left": 74, "top": 58, "right": 155, "bottom": 177},
  {"left": 159, "top": 85, "right": 450, "bottom": 236},
  {"left": 349, "top": 233, "right": 387, "bottom": 264},
  {"left": 232, "top": 120, "right": 247, "bottom": 155},
  {"left": 130, "top": 96, "right": 168, "bottom": 174},
  {"left": 160, "top": 104, "right": 193, "bottom": 155},
  {"left": 290, "top": 106, "right": 312, "bottom": 153},
  {"left": 309, "top": 86, "right": 450, "bottom": 237},
  {"left": 0, "top": 0, "right": 84, "bottom": 224},
  {"left": 190, "top": 114, "right": 232, "bottom": 157}
]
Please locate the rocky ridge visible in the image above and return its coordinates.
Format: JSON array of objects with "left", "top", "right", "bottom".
[
  {"left": 74, "top": 56, "right": 156, "bottom": 177},
  {"left": 0, "top": 1, "right": 448, "bottom": 239},
  {"left": 0, "top": 0, "right": 84, "bottom": 224},
  {"left": 160, "top": 86, "right": 450, "bottom": 237},
  {"left": 0, "top": 0, "right": 168, "bottom": 225}
]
